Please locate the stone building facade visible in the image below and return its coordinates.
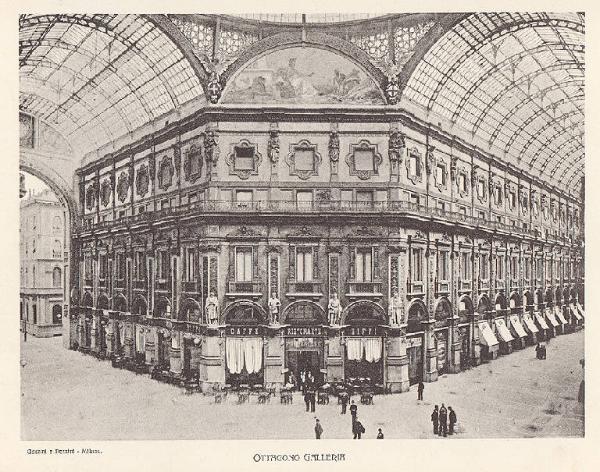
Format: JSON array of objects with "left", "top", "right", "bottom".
[
  {"left": 69, "top": 103, "right": 584, "bottom": 392},
  {"left": 20, "top": 189, "right": 66, "bottom": 337}
]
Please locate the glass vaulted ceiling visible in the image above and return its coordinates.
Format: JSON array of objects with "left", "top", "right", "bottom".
[
  {"left": 19, "top": 14, "right": 203, "bottom": 156},
  {"left": 404, "top": 12, "right": 585, "bottom": 192}
]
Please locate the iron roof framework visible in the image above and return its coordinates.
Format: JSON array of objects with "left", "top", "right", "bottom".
[
  {"left": 403, "top": 12, "right": 585, "bottom": 193},
  {"left": 19, "top": 14, "right": 204, "bottom": 155},
  {"left": 18, "top": 13, "right": 585, "bottom": 195}
]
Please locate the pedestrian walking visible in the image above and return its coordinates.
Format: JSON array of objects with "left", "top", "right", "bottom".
[
  {"left": 417, "top": 381, "right": 424, "bottom": 400},
  {"left": 448, "top": 407, "right": 457, "bottom": 435},
  {"left": 304, "top": 390, "right": 311, "bottom": 412},
  {"left": 377, "top": 428, "right": 384, "bottom": 439},
  {"left": 350, "top": 400, "right": 358, "bottom": 421},
  {"left": 535, "top": 343, "right": 541, "bottom": 359},
  {"left": 439, "top": 403, "right": 448, "bottom": 437},
  {"left": 340, "top": 392, "right": 348, "bottom": 414},
  {"left": 309, "top": 387, "right": 316, "bottom": 413},
  {"left": 314, "top": 418, "right": 323, "bottom": 439},
  {"left": 431, "top": 405, "right": 439, "bottom": 435},
  {"left": 353, "top": 419, "right": 365, "bottom": 439}
]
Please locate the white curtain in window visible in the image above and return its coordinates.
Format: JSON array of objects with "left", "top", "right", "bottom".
[
  {"left": 364, "top": 338, "right": 382, "bottom": 363},
  {"left": 226, "top": 337, "right": 245, "bottom": 374},
  {"left": 226, "top": 337, "right": 263, "bottom": 374},
  {"left": 244, "top": 338, "right": 263, "bottom": 374},
  {"left": 297, "top": 250, "right": 312, "bottom": 281},
  {"left": 236, "top": 250, "right": 252, "bottom": 282},
  {"left": 346, "top": 338, "right": 363, "bottom": 361}
]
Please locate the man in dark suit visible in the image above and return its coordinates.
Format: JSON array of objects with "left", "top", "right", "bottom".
[
  {"left": 417, "top": 381, "right": 424, "bottom": 400},
  {"left": 350, "top": 400, "right": 358, "bottom": 421},
  {"left": 353, "top": 418, "right": 365, "bottom": 439},
  {"left": 439, "top": 403, "right": 448, "bottom": 437},
  {"left": 431, "top": 405, "right": 439, "bottom": 435},
  {"left": 448, "top": 407, "right": 457, "bottom": 435},
  {"left": 340, "top": 392, "right": 349, "bottom": 414}
]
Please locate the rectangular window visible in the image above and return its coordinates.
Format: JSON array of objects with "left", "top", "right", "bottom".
[
  {"left": 234, "top": 145, "right": 256, "bottom": 171},
  {"left": 458, "top": 173, "right": 467, "bottom": 193},
  {"left": 119, "top": 210, "right": 126, "bottom": 218},
  {"left": 354, "top": 149, "right": 375, "bottom": 171},
  {"left": 235, "top": 247, "right": 253, "bottom": 282},
  {"left": 438, "top": 250, "right": 449, "bottom": 281},
  {"left": 158, "top": 250, "right": 169, "bottom": 280},
  {"left": 161, "top": 199, "right": 169, "bottom": 210},
  {"left": 138, "top": 206, "right": 146, "bottom": 214},
  {"left": 436, "top": 165, "right": 446, "bottom": 186},
  {"left": 294, "top": 149, "right": 316, "bottom": 172},
  {"left": 84, "top": 255, "right": 92, "bottom": 280},
  {"left": 296, "top": 247, "right": 313, "bottom": 282},
  {"left": 511, "top": 256, "right": 518, "bottom": 280},
  {"left": 411, "top": 248, "right": 423, "bottom": 282},
  {"left": 117, "top": 253, "right": 126, "bottom": 280},
  {"left": 496, "top": 215, "right": 503, "bottom": 223},
  {"left": 355, "top": 248, "right": 373, "bottom": 282},
  {"left": 437, "top": 200, "right": 446, "bottom": 211},
  {"left": 478, "top": 211, "right": 486, "bottom": 220},
  {"left": 99, "top": 254, "right": 107, "bottom": 279},
  {"left": 459, "top": 206, "right": 467, "bottom": 216},
  {"left": 135, "top": 251, "right": 146, "bottom": 280},
  {"left": 480, "top": 254, "right": 489, "bottom": 280},
  {"left": 296, "top": 190, "right": 313, "bottom": 210},
  {"left": 409, "top": 154, "right": 420, "bottom": 176},
  {"left": 536, "top": 259, "right": 543, "bottom": 280},
  {"left": 496, "top": 255, "right": 504, "bottom": 279},
  {"left": 409, "top": 193, "right": 420, "bottom": 205},
  {"left": 184, "top": 248, "right": 196, "bottom": 281},
  {"left": 460, "top": 252, "right": 470, "bottom": 280},
  {"left": 510, "top": 192, "right": 516, "bottom": 209}
]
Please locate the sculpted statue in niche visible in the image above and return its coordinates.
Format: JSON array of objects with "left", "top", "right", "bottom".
[
  {"left": 388, "top": 289, "right": 402, "bottom": 326},
  {"left": 328, "top": 292, "right": 343, "bottom": 325},
  {"left": 205, "top": 290, "right": 219, "bottom": 325},
  {"left": 135, "top": 164, "right": 150, "bottom": 198},
  {"left": 268, "top": 292, "right": 281, "bottom": 324},
  {"left": 204, "top": 129, "right": 219, "bottom": 165},
  {"left": 268, "top": 125, "right": 280, "bottom": 164},
  {"left": 116, "top": 171, "right": 130, "bottom": 203}
]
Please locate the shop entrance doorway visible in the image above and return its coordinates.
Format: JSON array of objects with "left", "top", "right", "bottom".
[{"left": 287, "top": 350, "right": 322, "bottom": 387}]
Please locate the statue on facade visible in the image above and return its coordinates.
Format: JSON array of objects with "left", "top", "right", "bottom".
[
  {"left": 268, "top": 292, "right": 281, "bottom": 324},
  {"left": 328, "top": 292, "right": 343, "bottom": 325},
  {"left": 389, "top": 289, "right": 402, "bottom": 326},
  {"left": 205, "top": 290, "right": 219, "bottom": 324}
]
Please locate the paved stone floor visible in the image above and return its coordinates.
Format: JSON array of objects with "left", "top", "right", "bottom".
[{"left": 21, "top": 330, "right": 584, "bottom": 440}]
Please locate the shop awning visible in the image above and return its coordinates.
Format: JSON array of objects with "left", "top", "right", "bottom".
[
  {"left": 576, "top": 302, "right": 585, "bottom": 318},
  {"left": 535, "top": 312, "right": 550, "bottom": 330},
  {"left": 478, "top": 321, "right": 499, "bottom": 347},
  {"left": 494, "top": 318, "right": 514, "bottom": 343},
  {"left": 554, "top": 306, "right": 568, "bottom": 325},
  {"left": 545, "top": 308, "right": 560, "bottom": 327},
  {"left": 509, "top": 315, "right": 528, "bottom": 338},
  {"left": 570, "top": 304, "right": 583, "bottom": 321},
  {"left": 522, "top": 314, "right": 539, "bottom": 334}
]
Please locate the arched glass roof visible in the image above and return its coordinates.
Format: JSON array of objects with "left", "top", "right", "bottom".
[
  {"left": 403, "top": 12, "right": 585, "bottom": 192},
  {"left": 19, "top": 14, "right": 204, "bottom": 156},
  {"left": 229, "top": 14, "right": 384, "bottom": 24}
]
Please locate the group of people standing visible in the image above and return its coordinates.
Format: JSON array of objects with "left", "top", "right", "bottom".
[
  {"left": 314, "top": 398, "right": 384, "bottom": 439},
  {"left": 431, "top": 404, "right": 457, "bottom": 437}
]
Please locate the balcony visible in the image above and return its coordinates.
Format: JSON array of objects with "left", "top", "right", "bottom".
[
  {"left": 346, "top": 281, "right": 383, "bottom": 299},
  {"left": 79, "top": 199, "right": 543, "bottom": 241},
  {"left": 226, "top": 281, "right": 262, "bottom": 299},
  {"left": 286, "top": 281, "right": 323, "bottom": 299}
]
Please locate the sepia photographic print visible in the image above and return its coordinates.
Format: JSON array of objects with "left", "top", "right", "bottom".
[{"left": 6, "top": 3, "right": 594, "bottom": 471}]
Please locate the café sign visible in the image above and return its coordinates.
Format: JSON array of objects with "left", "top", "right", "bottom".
[{"left": 226, "top": 326, "right": 264, "bottom": 336}]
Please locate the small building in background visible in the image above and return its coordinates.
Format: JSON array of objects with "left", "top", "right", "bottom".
[{"left": 20, "top": 188, "right": 66, "bottom": 337}]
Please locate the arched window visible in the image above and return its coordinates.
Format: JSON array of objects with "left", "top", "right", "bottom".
[{"left": 52, "top": 267, "right": 62, "bottom": 288}]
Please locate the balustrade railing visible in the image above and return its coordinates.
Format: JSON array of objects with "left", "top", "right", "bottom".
[{"left": 80, "top": 199, "right": 542, "bottom": 239}]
